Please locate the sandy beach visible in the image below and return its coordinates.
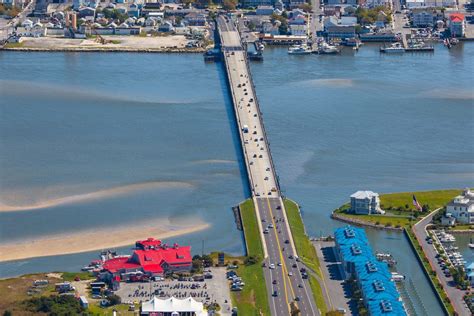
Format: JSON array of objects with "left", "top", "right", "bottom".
[{"left": 0, "top": 220, "right": 210, "bottom": 262}]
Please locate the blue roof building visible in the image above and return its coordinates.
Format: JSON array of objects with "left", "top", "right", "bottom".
[
  {"left": 334, "top": 225, "right": 369, "bottom": 247},
  {"left": 367, "top": 299, "right": 406, "bottom": 316},
  {"left": 355, "top": 260, "right": 392, "bottom": 283},
  {"left": 334, "top": 226, "right": 407, "bottom": 315}
]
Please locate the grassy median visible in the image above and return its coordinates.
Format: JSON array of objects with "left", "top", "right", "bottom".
[
  {"left": 283, "top": 198, "right": 327, "bottom": 314},
  {"left": 230, "top": 199, "right": 270, "bottom": 316},
  {"left": 283, "top": 199, "right": 322, "bottom": 277}
]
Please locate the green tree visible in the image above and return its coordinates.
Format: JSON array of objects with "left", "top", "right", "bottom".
[{"left": 222, "top": 0, "right": 237, "bottom": 10}]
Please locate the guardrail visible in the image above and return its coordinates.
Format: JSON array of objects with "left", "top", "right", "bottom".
[{"left": 217, "top": 17, "right": 282, "bottom": 197}]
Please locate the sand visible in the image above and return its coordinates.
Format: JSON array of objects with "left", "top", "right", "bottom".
[
  {"left": 0, "top": 221, "right": 210, "bottom": 262},
  {"left": 0, "top": 180, "right": 194, "bottom": 213}
]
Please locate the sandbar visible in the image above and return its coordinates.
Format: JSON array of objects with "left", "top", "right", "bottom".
[{"left": 0, "top": 221, "right": 210, "bottom": 262}]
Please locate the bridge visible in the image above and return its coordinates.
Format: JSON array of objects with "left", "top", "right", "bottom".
[{"left": 217, "top": 16, "right": 319, "bottom": 316}]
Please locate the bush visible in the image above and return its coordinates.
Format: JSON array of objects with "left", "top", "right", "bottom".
[
  {"left": 107, "top": 294, "right": 121, "bottom": 306},
  {"left": 385, "top": 222, "right": 392, "bottom": 227},
  {"left": 244, "top": 256, "right": 258, "bottom": 265},
  {"left": 375, "top": 221, "right": 380, "bottom": 225},
  {"left": 25, "top": 295, "right": 84, "bottom": 315}
]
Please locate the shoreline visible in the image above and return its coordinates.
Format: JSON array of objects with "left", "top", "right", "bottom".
[
  {"left": 0, "top": 221, "right": 210, "bottom": 262},
  {"left": 330, "top": 212, "right": 404, "bottom": 231},
  {"left": 0, "top": 47, "right": 206, "bottom": 53}
]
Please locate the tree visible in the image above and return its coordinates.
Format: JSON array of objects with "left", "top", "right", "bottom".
[
  {"left": 192, "top": 259, "right": 203, "bottom": 273},
  {"left": 202, "top": 254, "right": 213, "bottom": 267},
  {"left": 222, "top": 0, "right": 237, "bottom": 11},
  {"left": 298, "top": 3, "right": 312, "bottom": 13},
  {"left": 107, "top": 294, "right": 122, "bottom": 306}
]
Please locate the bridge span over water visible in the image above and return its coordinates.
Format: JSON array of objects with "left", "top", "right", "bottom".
[{"left": 217, "top": 16, "right": 319, "bottom": 316}]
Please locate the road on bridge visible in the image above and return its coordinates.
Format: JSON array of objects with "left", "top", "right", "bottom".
[{"left": 217, "top": 15, "right": 319, "bottom": 316}]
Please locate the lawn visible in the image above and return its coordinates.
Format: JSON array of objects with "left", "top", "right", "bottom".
[
  {"left": 229, "top": 199, "right": 270, "bottom": 316},
  {"left": 61, "top": 271, "right": 95, "bottom": 282},
  {"left": 283, "top": 199, "right": 328, "bottom": 314},
  {"left": 240, "top": 199, "right": 264, "bottom": 259},
  {"left": 338, "top": 213, "right": 412, "bottom": 228},
  {"left": 283, "top": 199, "right": 322, "bottom": 277},
  {"left": 308, "top": 275, "right": 327, "bottom": 315},
  {"left": 380, "top": 189, "right": 461, "bottom": 213}
]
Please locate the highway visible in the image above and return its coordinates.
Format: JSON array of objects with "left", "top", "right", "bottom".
[{"left": 217, "top": 16, "right": 319, "bottom": 316}]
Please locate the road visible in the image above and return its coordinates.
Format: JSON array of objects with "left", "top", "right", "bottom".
[
  {"left": 217, "top": 16, "right": 319, "bottom": 316},
  {"left": 413, "top": 210, "right": 470, "bottom": 315}
]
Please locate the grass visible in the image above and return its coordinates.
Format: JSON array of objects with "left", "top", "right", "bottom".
[
  {"left": 380, "top": 189, "right": 461, "bottom": 213},
  {"left": 334, "top": 189, "right": 463, "bottom": 229},
  {"left": 4, "top": 42, "right": 24, "bottom": 48},
  {"left": 88, "top": 303, "right": 134, "bottom": 315},
  {"left": 228, "top": 199, "right": 270, "bottom": 316},
  {"left": 308, "top": 275, "right": 327, "bottom": 315},
  {"left": 283, "top": 199, "right": 322, "bottom": 277},
  {"left": 338, "top": 212, "right": 411, "bottom": 228},
  {"left": 60, "top": 271, "right": 95, "bottom": 282},
  {"left": 240, "top": 199, "right": 264, "bottom": 259},
  {"left": 283, "top": 199, "right": 328, "bottom": 314}
]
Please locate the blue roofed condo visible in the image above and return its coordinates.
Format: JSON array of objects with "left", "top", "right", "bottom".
[{"left": 334, "top": 226, "right": 407, "bottom": 316}]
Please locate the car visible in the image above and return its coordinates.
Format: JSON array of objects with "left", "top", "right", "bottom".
[
  {"left": 288, "top": 272, "right": 293, "bottom": 276},
  {"left": 264, "top": 229, "right": 269, "bottom": 234},
  {"left": 277, "top": 262, "right": 282, "bottom": 266},
  {"left": 289, "top": 255, "right": 294, "bottom": 259},
  {"left": 268, "top": 224, "right": 274, "bottom": 228},
  {"left": 292, "top": 264, "right": 297, "bottom": 268},
  {"left": 269, "top": 263, "right": 275, "bottom": 269},
  {"left": 272, "top": 290, "right": 278, "bottom": 297},
  {"left": 264, "top": 176, "right": 269, "bottom": 180},
  {"left": 295, "top": 296, "right": 300, "bottom": 302},
  {"left": 300, "top": 267, "right": 306, "bottom": 273},
  {"left": 302, "top": 273, "right": 308, "bottom": 279},
  {"left": 284, "top": 239, "right": 289, "bottom": 244},
  {"left": 276, "top": 205, "right": 281, "bottom": 210},
  {"left": 262, "top": 218, "right": 266, "bottom": 222},
  {"left": 272, "top": 280, "right": 277, "bottom": 284},
  {"left": 336, "top": 308, "right": 347, "bottom": 314},
  {"left": 298, "top": 284, "right": 303, "bottom": 288}
]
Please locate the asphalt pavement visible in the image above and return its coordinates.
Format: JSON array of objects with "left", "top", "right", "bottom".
[{"left": 217, "top": 16, "right": 319, "bottom": 316}]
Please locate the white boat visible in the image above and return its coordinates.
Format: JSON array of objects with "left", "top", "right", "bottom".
[
  {"left": 391, "top": 272, "right": 405, "bottom": 282},
  {"left": 318, "top": 42, "right": 339, "bottom": 54},
  {"left": 380, "top": 42, "right": 405, "bottom": 53},
  {"left": 288, "top": 44, "right": 312, "bottom": 55}
]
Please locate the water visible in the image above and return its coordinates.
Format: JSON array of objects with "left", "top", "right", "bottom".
[{"left": 1, "top": 43, "right": 473, "bottom": 314}]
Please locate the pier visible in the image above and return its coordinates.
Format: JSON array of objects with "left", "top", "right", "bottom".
[{"left": 217, "top": 16, "right": 318, "bottom": 316}]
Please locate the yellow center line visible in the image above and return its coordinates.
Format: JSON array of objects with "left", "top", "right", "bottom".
[{"left": 266, "top": 197, "right": 299, "bottom": 313}]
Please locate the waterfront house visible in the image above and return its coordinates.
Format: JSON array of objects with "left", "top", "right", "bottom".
[
  {"left": 78, "top": 7, "right": 96, "bottom": 18},
  {"left": 441, "top": 213, "right": 456, "bottom": 226},
  {"left": 406, "top": 0, "right": 426, "bottom": 9},
  {"left": 449, "top": 13, "right": 466, "bottom": 37},
  {"left": 256, "top": 5, "right": 274, "bottom": 15},
  {"left": 446, "top": 188, "right": 474, "bottom": 224},
  {"left": 466, "top": 262, "right": 474, "bottom": 286},
  {"left": 158, "top": 21, "right": 174, "bottom": 32},
  {"left": 128, "top": 3, "right": 140, "bottom": 18},
  {"left": 141, "top": 296, "right": 207, "bottom": 316},
  {"left": 411, "top": 9, "right": 436, "bottom": 27},
  {"left": 184, "top": 12, "right": 207, "bottom": 26},
  {"left": 289, "top": 24, "right": 307, "bottom": 36},
  {"left": 21, "top": 19, "right": 34, "bottom": 28},
  {"left": 349, "top": 191, "right": 383, "bottom": 215}
]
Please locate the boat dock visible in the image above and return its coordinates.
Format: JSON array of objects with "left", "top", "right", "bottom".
[{"left": 217, "top": 15, "right": 318, "bottom": 316}]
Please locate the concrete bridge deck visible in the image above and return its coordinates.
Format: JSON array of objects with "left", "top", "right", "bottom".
[{"left": 217, "top": 15, "right": 319, "bottom": 316}]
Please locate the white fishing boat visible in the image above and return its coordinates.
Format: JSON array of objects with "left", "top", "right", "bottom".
[
  {"left": 288, "top": 44, "right": 312, "bottom": 55},
  {"left": 391, "top": 272, "right": 406, "bottom": 282},
  {"left": 380, "top": 42, "right": 405, "bottom": 53},
  {"left": 318, "top": 42, "right": 340, "bottom": 54}
]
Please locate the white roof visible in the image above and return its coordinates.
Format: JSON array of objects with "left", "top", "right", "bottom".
[
  {"left": 351, "top": 190, "right": 379, "bottom": 199},
  {"left": 142, "top": 296, "right": 207, "bottom": 315}
]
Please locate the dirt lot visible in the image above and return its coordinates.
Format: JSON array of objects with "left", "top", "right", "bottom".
[{"left": 7, "top": 35, "right": 205, "bottom": 52}]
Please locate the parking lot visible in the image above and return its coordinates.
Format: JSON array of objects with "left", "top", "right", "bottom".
[{"left": 114, "top": 267, "right": 232, "bottom": 315}]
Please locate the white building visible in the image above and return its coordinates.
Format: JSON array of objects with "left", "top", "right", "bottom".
[
  {"left": 349, "top": 191, "right": 384, "bottom": 215},
  {"left": 411, "top": 10, "right": 435, "bottom": 27},
  {"left": 141, "top": 296, "right": 207, "bottom": 316},
  {"left": 446, "top": 188, "right": 474, "bottom": 224},
  {"left": 406, "top": 0, "right": 426, "bottom": 8}
]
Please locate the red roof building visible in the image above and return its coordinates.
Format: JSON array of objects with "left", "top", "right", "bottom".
[
  {"left": 102, "top": 239, "right": 192, "bottom": 281},
  {"left": 449, "top": 13, "right": 466, "bottom": 37}
]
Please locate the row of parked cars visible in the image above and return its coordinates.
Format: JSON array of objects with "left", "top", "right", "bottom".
[{"left": 227, "top": 270, "right": 245, "bottom": 291}]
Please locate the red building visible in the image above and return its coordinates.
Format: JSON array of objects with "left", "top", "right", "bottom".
[{"left": 101, "top": 238, "right": 192, "bottom": 282}]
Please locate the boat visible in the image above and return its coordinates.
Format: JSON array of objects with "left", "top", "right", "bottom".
[
  {"left": 317, "top": 42, "right": 340, "bottom": 54},
  {"left": 376, "top": 252, "right": 397, "bottom": 266},
  {"left": 380, "top": 42, "right": 405, "bottom": 53},
  {"left": 288, "top": 44, "right": 312, "bottom": 55},
  {"left": 391, "top": 272, "right": 406, "bottom": 282}
]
